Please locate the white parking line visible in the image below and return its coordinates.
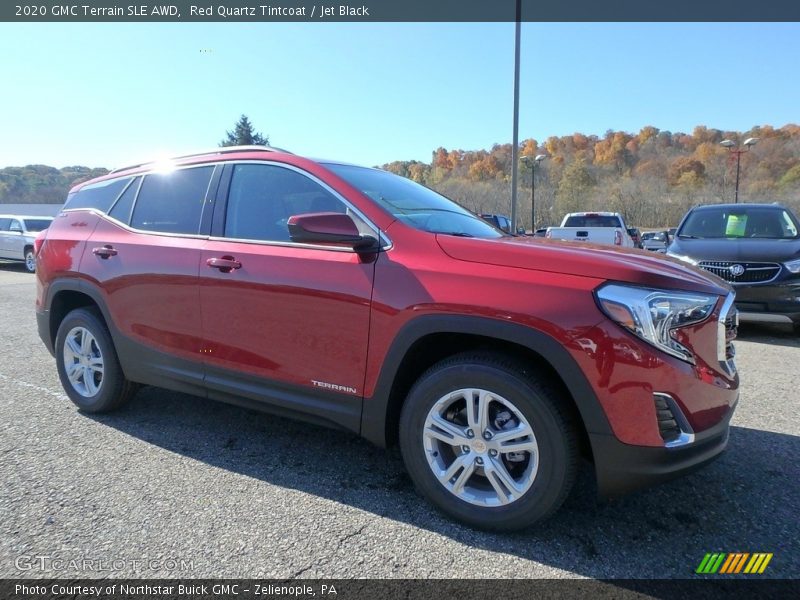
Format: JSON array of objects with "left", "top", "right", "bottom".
[{"left": 0, "top": 373, "right": 68, "bottom": 400}]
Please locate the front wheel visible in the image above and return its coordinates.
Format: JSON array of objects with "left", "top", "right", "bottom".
[
  {"left": 54, "top": 308, "right": 137, "bottom": 412},
  {"left": 399, "top": 353, "right": 578, "bottom": 531}
]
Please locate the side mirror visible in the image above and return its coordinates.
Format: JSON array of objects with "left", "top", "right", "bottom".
[{"left": 287, "top": 212, "right": 378, "bottom": 251}]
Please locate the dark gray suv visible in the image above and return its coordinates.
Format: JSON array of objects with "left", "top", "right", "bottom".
[{"left": 667, "top": 203, "right": 800, "bottom": 331}]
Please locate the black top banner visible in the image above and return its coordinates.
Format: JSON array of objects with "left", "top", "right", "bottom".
[{"left": 2, "top": 0, "right": 800, "bottom": 22}]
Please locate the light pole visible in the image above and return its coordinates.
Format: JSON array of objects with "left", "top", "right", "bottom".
[
  {"left": 720, "top": 137, "right": 758, "bottom": 203},
  {"left": 522, "top": 154, "right": 546, "bottom": 231}
]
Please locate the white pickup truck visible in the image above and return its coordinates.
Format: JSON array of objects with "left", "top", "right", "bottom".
[{"left": 545, "top": 212, "right": 635, "bottom": 248}]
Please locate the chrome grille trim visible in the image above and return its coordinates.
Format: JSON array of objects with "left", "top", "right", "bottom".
[
  {"left": 699, "top": 261, "right": 781, "bottom": 284},
  {"left": 717, "top": 293, "right": 738, "bottom": 377}
]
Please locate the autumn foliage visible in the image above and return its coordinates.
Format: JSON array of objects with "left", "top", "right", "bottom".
[{"left": 382, "top": 124, "right": 800, "bottom": 229}]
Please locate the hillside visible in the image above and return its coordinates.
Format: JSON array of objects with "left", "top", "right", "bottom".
[{"left": 3, "top": 124, "right": 799, "bottom": 229}]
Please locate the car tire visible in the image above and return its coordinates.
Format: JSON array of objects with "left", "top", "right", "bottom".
[
  {"left": 399, "top": 352, "right": 578, "bottom": 531},
  {"left": 24, "top": 247, "right": 36, "bottom": 273},
  {"left": 55, "top": 307, "right": 137, "bottom": 413}
]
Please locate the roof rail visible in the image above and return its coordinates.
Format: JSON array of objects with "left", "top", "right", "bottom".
[{"left": 109, "top": 145, "right": 293, "bottom": 174}]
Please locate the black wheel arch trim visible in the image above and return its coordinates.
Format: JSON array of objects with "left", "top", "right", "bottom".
[{"left": 360, "top": 314, "right": 613, "bottom": 447}]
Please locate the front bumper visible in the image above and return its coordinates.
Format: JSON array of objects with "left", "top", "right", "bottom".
[
  {"left": 734, "top": 280, "right": 800, "bottom": 325},
  {"left": 591, "top": 395, "right": 736, "bottom": 496}
]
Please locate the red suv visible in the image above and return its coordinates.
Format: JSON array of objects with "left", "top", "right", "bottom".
[{"left": 35, "top": 146, "right": 739, "bottom": 530}]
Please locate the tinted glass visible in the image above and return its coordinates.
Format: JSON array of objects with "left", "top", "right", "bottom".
[
  {"left": 23, "top": 219, "right": 52, "bottom": 232},
  {"left": 0, "top": 218, "right": 10, "bottom": 231},
  {"left": 64, "top": 177, "right": 132, "bottom": 212},
  {"left": 131, "top": 167, "right": 213, "bottom": 234},
  {"left": 109, "top": 177, "right": 141, "bottom": 225},
  {"left": 563, "top": 215, "right": 622, "bottom": 227},
  {"left": 325, "top": 163, "right": 503, "bottom": 238},
  {"left": 680, "top": 207, "right": 799, "bottom": 239},
  {"left": 225, "top": 164, "right": 347, "bottom": 242}
]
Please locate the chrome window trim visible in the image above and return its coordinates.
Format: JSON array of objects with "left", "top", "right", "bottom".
[
  {"left": 59, "top": 208, "right": 211, "bottom": 241},
  {"left": 61, "top": 159, "right": 393, "bottom": 251}
]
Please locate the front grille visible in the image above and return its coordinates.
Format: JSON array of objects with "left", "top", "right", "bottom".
[
  {"left": 698, "top": 261, "right": 781, "bottom": 284},
  {"left": 654, "top": 394, "right": 681, "bottom": 443}
]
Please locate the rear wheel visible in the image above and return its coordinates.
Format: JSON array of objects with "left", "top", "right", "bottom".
[
  {"left": 24, "top": 247, "right": 36, "bottom": 273},
  {"left": 399, "top": 353, "right": 578, "bottom": 531},
  {"left": 55, "top": 308, "right": 137, "bottom": 412}
]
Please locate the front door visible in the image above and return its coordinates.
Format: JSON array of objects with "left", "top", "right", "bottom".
[{"left": 199, "top": 162, "right": 376, "bottom": 430}]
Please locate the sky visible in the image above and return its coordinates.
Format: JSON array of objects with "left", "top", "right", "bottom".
[{"left": 0, "top": 22, "right": 798, "bottom": 169}]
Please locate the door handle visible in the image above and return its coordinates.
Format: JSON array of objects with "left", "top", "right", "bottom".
[
  {"left": 206, "top": 256, "right": 242, "bottom": 272},
  {"left": 92, "top": 245, "right": 118, "bottom": 259}
]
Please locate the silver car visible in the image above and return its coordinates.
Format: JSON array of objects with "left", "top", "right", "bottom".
[
  {"left": 0, "top": 215, "right": 54, "bottom": 272},
  {"left": 641, "top": 230, "right": 671, "bottom": 253}
]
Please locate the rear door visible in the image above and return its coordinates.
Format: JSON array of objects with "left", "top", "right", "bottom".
[
  {"left": 82, "top": 165, "right": 219, "bottom": 388},
  {"left": 198, "top": 162, "right": 376, "bottom": 430}
]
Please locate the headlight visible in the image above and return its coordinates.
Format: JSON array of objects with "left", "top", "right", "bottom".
[
  {"left": 595, "top": 284, "right": 718, "bottom": 363},
  {"left": 666, "top": 252, "right": 698, "bottom": 266},
  {"left": 785, "top": 258, "right": 800, "bottom": 274}
]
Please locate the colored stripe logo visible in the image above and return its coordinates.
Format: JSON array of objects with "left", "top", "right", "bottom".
[{"left": 696, "top": 553, "right": 773, "bottom": 574}]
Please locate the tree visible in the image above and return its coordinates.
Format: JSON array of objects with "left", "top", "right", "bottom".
[{"left": 219, "top": 115, "right": 269, "bottom": 147}]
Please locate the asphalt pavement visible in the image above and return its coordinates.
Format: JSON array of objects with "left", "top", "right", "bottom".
[{"left": 1, "top": 262, "right": 798, "bottom": 579}]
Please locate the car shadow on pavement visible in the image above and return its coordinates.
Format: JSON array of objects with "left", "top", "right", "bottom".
[
  {"left": 735, "top": 323, "right": 799, "bottom": 349},
  {"left": 0, "top": 261, "right": 29, "bottom": 272},
  {"left": 86, "top": 387, "right": 800, "bottom": 578}
]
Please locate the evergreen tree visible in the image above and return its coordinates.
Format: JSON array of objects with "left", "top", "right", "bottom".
[{"left": 219, "top": 115, "right": 269, "bottom": 147}]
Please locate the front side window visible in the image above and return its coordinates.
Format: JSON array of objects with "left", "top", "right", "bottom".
[
  {"left": 324, "top": 163, "right": 504, "bottom": 239},
  {"left": 0, "top": 218, "right": 10, "bottom": 231},
  {"left": 225, "top": 164, "right": 356, "bottom": 243},
  {"left": 680, "top": 207, "right": 800, "bottom": 239},
  {"left": 131, "top": 167, "right": 213, "bottom": 234},
  {"left": 9, "top": 220, "right": 22, "bottom": 232}
]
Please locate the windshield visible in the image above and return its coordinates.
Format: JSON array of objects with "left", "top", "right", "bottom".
[
  {"left": 679, "top": 207, "right": 799, "bottom": 239},
  {"left": 324, "top": 164, "right": 505, "bottom": 239},
  {"left": 23, "top": 219, "right": 52, "bottom": 232}
]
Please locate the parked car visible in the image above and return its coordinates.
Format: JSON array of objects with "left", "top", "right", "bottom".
[
  {"left": 36, "top": 146, "right": 739, "bottom": 530},
  {"left": 479, "top": 213, "right": 513, "bottom": 234},
  {"left": 641, "top": 230, "right": 671, "bottom": 253},
  {"left": 0, "top": 215, "right": 54, "bottom": 272},
  {"left": 667, "top": 203, "right": 800, "bottom": 331},
  {"left": 627, "top": 227, "right": 643, "bottom": 249},
  {"left": 546, "top": 212, "right": 635, "bottom": 247}
]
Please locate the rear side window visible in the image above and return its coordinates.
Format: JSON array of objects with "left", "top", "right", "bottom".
[
  {"left": 224, "top": 164, "right": 347, "bottom": 242},
  {"left": 131, "top": 167, "right": 213, "bottom": 234},
  {"left": 23, "top": 219, "right": 52, "bottom": 232},
  {"left": 64, "top": 177, "right": 132, "bottom": 212},
  {"left": 108, "top": 177, "right": 142, "bottom": 225}
]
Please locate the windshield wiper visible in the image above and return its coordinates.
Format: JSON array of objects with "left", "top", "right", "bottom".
[
  {"left": 678, "top": 234, "right": 701, "bottom": 239},
  {"left": 437, "top": 231, "right": 474, "bottom": 237}
]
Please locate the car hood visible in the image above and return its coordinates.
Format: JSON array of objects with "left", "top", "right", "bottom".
[
  {"left": 669, "top": 237, "right": 800, "bottom": 263},
  {"left": 436, "top": 235, "right": 730, "bottom": 296}
]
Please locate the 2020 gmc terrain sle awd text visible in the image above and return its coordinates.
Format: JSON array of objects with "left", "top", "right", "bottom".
[{"left": 35, "top": 146, "right": 739, "bottom": 530}]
